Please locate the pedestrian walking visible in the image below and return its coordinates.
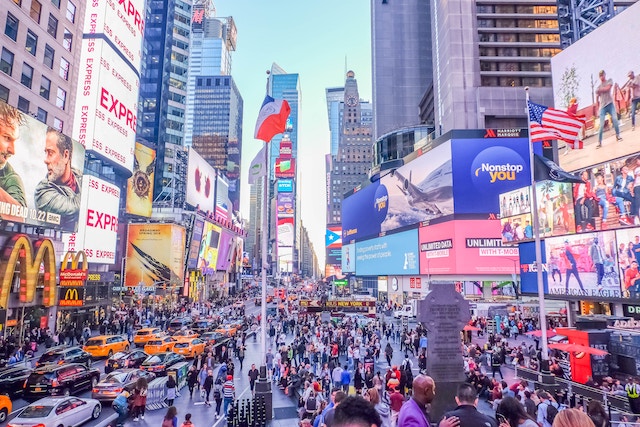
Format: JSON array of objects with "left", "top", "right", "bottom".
[
  {"left": 237, "top": 344, "right": 245, "bottom": 371},
  {"left": 385, "top": 343, "right": 393, "bottom": 367},
  {"left": 186, "top": 365, "right": 198, "bottom": 398},
  {"left": 131, "top": 377, "right": 148, "bottom": 421},
  {"left": 223, "top": 374, "right": 236, "bottom": 417},
  {"left": 166, "top": 375, "right": 177, "bottom": 407},
  {"left": 162, "top": 406, "right": 178, "bottom": 427},
  {"left": 248, "top": 363, "right": 259, "bottom": 395},
  {"left": 180, "top": 413, "right": 194, "bottom": 427},
  {"left": 203, "top": 369, "right": 214, "bottom": 407},
  {"left": 213, "top": 378, "right": 224, "bottom": 419}
]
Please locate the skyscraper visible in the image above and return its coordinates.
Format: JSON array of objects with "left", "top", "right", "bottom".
[
  {"left": 371, "top": 0, "right": 433, "bottom": 139},
  {"left": 326, "top": 87, "right": 344, "bottom": 156}
]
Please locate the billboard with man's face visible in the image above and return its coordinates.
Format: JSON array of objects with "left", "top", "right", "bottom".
[{"left": 0, "top": 101, "right": 85, "bottom": 232}]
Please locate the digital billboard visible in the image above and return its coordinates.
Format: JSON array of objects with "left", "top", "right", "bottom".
[
  {"left": 215, "top": 175, "right": 231, "bottom": 221},
  {"left": 125, "top": 224, "right": 186, "bottom": 287},
  {"left": 63, "top": 176, "right": 120, "bottom": 264},
  {"left": 186, "top": 218, "right": 204, "bottom": 269},
  {"left": 355, "top": 229, "right": 419, "bottom": 276},
  {"left": 277, "top": 179, "right": 293, "bottom": 193},
  {"left": 197, "top": 221, "right": 221, "bottom": 274},
  {"left": 379, "top": 141, "right": 453, "bottom": 230},
  {"left": 545, "top": 231, "right": 622, "bottom": 298},
  {"left": 552, "top": 2, "right": 640, "bottom": 172},
  {"left": 277, "top": 193, "right": 295, "bottom": 218},
  {"left": 326, "top": 225, "right": 342, "bottom": 265},
  {"left": 536, "top": 180, "right": 576, "bottom": 236},
  {"left": 451, "top": 138, "right": 531, "bottom": 214},
  {"left": 341, "top": 181, "right": 385, "bottom": 241},
  {"left": 275, "top": 158, "right": 296, "bottom": 179},
  {"left": 73, "top": 39, "right": 138, "bottom": 171},
  {"left": 419, "top": 220, "right": 519, "bottom": 275},
  {"left": 277, "top": 217, "right": 294, "bottom": 247},
  {"left": 226, "top": 137, "right": 240, "bottom": 211},
  {"left": 615, "top": 227, "right": 640, "bottom": 298},
  {"left": 501, "top": 213, "right": 533, "bottom": 244},
  {"left": 279, "top": 139, "right": 292, "bottom": 158},
  {"left": 342, "top": 243, "right": 355, "bottom": 273},
  {"left": 126, "top": 142, "right": 155, "bottom": 217},
  {"left": 0, "top": 101, "right": 85, "bottom": 231},
  {"left": 216, "top": 230, "right": 236, "bottom": 271},
  {"left": 519, "top": 240, "right": 548, "bottom": 295},
  {"left": 500, "top": 186, "right": 531, "bottom": 219},
  {"left": 186, "top": 147, "right": 216, "bottom": 211}
]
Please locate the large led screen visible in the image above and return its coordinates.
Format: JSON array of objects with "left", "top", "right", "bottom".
[
  {"left": 197, "top": 221, "right": 221, "bottom": 274},
  {"left": 552, "top": 2, "right": 640, "bottom": 172},
  {"left": 277, "top": 193, "right": 295, "bottom": 218},
  {"left": 126, "top": 142, "right": 155, "bottom": 217},
  {"left": 125, "top": 224, "right": 186, "bottom": 287},
  {"left": 277, "top": 217, "right": 294, "bottom": 247},
  {"left": 342, "top": 243, "right": 355, "bottom": 273},
  {"left": 326, "top": 225, "right": 342, "bottom": 265},
  {"left": 355, "top": 229, "right": 419, "bottom": 276},
  {"left": 451, "top": 138, "right": 531, "bottom": 215},
  {"left": 215, "top": 175, "right": 232, "bottom": 221},
  {"left": 186, "top": 218, "right": 204, "bottom": 269},
  {"left": 186, "top": 148, "right": 216, "bottom": 211},
  {"left": 519, "top": 241, "right": 548, "bottom": 295},
  {"left": 615, "top": 227, "right": 640, "bottom": 298},
  {"left": 341, "top": 181, "right": 385, "bottom": 241},
  {"left": 73, "top": 39, "right": 138, "bottom": 171},
  {"left": 545, "top": 231, "right": 622, "bottom": 298},
  {"left": 536, "top": 180, "right": 576, "bottom": 237},
  {"left": 500, "top": 186, "right": 531, "bottom": 219},
  {"left": 216, "top": 230, "right": 236, "bottom": 271},
  {"left": 0, "top": 101, "right": 85, "bottom": 232}
]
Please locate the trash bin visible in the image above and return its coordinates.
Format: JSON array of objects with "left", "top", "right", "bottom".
[{"left": 254, "top": 379, "right": 272, "bottom": 422}]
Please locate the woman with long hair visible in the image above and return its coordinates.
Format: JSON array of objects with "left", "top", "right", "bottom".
[
  {"left": 586, "top": 400, "right": 610, "bottom": 427},
  {"left": 162, "top": 406, "right": 178, "bottom": 427},
  {"left": 552, "top": 408, "right": 596, "bottom": 427},
  {"left": 131, "top": 376, "right": 148, "bottom": 421},
  {"left": 496, "top": 396, "right": 537, "bottom": 427},
  {"left": 364, "top": 387, "right": 391, "bottom": 427}
]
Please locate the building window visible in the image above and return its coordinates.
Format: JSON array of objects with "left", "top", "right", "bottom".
[
  {"left": 25, "top": 30, "right": 38, "bottom": 55},
  {"left": 21, "top": 63, "right": 34, "bottom": 88},
  {"left": 17, "top": 96, "right": 29, "bottom": 113},
  {"left": 40, "top": 76, "right": 51, "bottom": 99},
  {"left": 66, "top": 1, "right": 76, "bottom": 22},
  {"left": 0, "top": 84, "right": 8, "bottom": 103},
  {"left": 44, "top": 44, "right": 54, "bottom": 69},
  {"left": 51, "top": 0, "right": 60, "bottom": 8},
  {"left": 0, "top": 48, "right": 14, "bottom": 76},
  {"left": 30, "top": 0, "right": 42, "bottom": 23},
  {"left": 36, "top": 107, "right": 47, "bottom": 123},
  {"left": 4, "top": 13, "right": 19, "bottom": 41},
  {"left": 62, "top": 29, "right": 72, "bottom": 51},
  {"left": 55, "top": 87, "right": 66, "bottom": 109},
  {"left": 53, "top": 117, "right": 63, "bottom": 132},
  {"left": 59, "top": 57, "right": 69, "bottom": 80},
  {"left": 47, "top": 14, "right": 58, "bottom": 38}
]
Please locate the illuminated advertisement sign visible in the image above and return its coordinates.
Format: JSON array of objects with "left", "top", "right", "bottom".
[
  {"left": 216, "top": 230, "right": 236, "bottom": 271},
  {"left": 186, "top": 218, "right": 204, "bottom": 269},
  {"left": 73, "top": 39, "right": 138, "bottom": 171},
  {"left": 275, "top": 158, "right": 296, "bottom": 179},
  {"left": 419, "top": 220, "right": 519, "bottom": 275},
  {"left": 277, "top": 179, "right": 293, "bottom": 193},
  {"left": 552, "top": 2, "right": 640, "bottom": 172},
  {"left": 59, "top": 251, "right": 88, "bottom": 287},
  {"left": 342, "top": 243, "right": 355, "bottom": 273},
  {"left": 279, "top": 140, "right": 292, "bottom": 158},
  {"left": 227, "top": 137, "right": 240, "bottom": 211},
  {"left": 545, "top": 231, "right": 621, "bottom": 298},
  {"left": 326, "top": 225, "right": 342, "bottom": 265},
  {"left": 277, "top": 193, "right": 295, "bottom": 218},
  {"left": 215, "top": 175, "right": 231, "bottom": 221},
  {"left": 355, "top": 229, "right": 419, "bottom": 276},
  {"left": 197, "top": 221, "right": 221, "bottom": 274},
  {"left": 125, "top": 224, "right": 186, "bottom": 287},
  {"left": 126, "top": 143, "right": 155, "bottom": 217},
  {"left": 341, "top": 181, "right": 386, "bottom": 241},
  {"left": 0, "top": 101, "right": 85, "bottom": 232},
  {"left": 186, "top": 147, "right": 216, "bottom": 211},
  {"left": 614, "top": 227, "right": 640, "bottom": 298},
  {"left": 58, "top": 287, "right": 84, "bottom": 307},
  {"left": 277, "top": 217, "right": 294, "bottom": 247},
  {"left": 325, "top": 264, "right": 344, "bottom": 278},
  {"left": 83, "top": 0, "right": 145, "bottom": 71},
  {"left": 537, "top": 180, "right": 576, "bottom": 236},
  {"left": 451, "top": 138, "right": 531, "bottom": 214},
  {"left": 63, "top": 176, "right": 120, "bottom": 264},
  {"left": 500, "top": 186, "right": 531, "bottom": 219}
]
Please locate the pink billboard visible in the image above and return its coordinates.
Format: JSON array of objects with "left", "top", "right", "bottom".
[
  {"left": 215, "top": 230, "right": 236, "bottom": 271},
  {"left": 419, "top": 220, "right": 519, "bottom": 275}
]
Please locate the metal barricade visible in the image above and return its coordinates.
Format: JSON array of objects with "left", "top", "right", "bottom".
[
  {"left": 145, "top": 377, "right": 168, "bottom": 410},
  {"left": 167, "top": 361, "right": 190, "bottom": 391}
]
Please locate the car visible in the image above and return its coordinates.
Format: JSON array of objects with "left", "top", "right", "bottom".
[
  {"left": 172, "top": 338, "right": 206, "bottom": 358},
  {"left": 214, "top": 324, "right": 239, "bottom": 337},
  {"left": 171, "top": 330, "right": 199, "bottom": 341},
  {"left": 23, "top": 363, "right": 101, "bottom": 401},
  {"left": 105, "top": 350, "right": 149, "bottom": 374},
  {"left": 199, "top": 331, "right": 226, "bottom": 347},
  {"left": 191, "top": 319, "right": 215, "bottom": 333},
  {"left": 8, "top": 396, "right": 101, "bottom": 427},
  {"left": 36, "top": 346, "right": 92, "bottom": 368},
  {"left": 133, "top": 328, "right": 164, "bottom": 347},
  {"left": 140, "top": 352, "right": 185, "bottom": 376},
  {"left": 83, "top": 335, "right": 130, "bottom": 358},
  {"left": 0, "top": 394, "right": 11, "bottom": 423},
  {"left": 167, "top": 317, "right": 192, "bottom": 334},
  {"left": 91, "top": 369, "right": 156, "bottom": 402},
  {"left": 144, "top": 336, "right": 176, "bottom": 355},
  {"left": 0, "top": 365, "right": 32, "bottom": 398}
]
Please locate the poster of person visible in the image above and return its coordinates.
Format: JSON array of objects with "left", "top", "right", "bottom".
[
  {"left": 501, "top": 213, "right": 533, "bottom": 243},
  {"left": 499, "top": 186, "right": 531, "bottom": 218},
  {"left": 536, "top": 180, "right": 576, "bottom": 237},
  {"left": 545, "top": 231, "right": 622, "bottom": 297},
  {"left": 0, "top": 101, "right": 85, "bottom": 231},
  {"left": 614, "top": 227, "right": 640, "bottom": 299}
]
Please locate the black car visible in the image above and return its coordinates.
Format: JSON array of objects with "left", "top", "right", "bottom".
[
  {"left": 105, "top": 350, "right": 149, "bottom": 374},
  {"left": 0, "top": 365, "right": 32, "bottom": 397},
  {"left": 36, "top": 346, "right": 92, "bottom": 367},
  {"left": 92, "top": 369, "right": 156, "bottom": 401},
  {"left": 167, "top": 317, "right": 192, "bottom": 334},
  {"left": 200, "top": 331, "right": 227, "bottom": 347},
  {"left": 23, "top": 363, "right": 101, "bottom": 401},
  {"left": 140, "top": 352, "right": 185, "bottom": 376},
  {"left": 191, "top": 319, "right": 215, "bottom": 333}
]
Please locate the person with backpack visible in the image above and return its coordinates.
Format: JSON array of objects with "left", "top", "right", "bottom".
[
  {"left": 112, "top": 390, "right": 130, "bottom": 427},
  {"left": 162, "top": 406, "right": 178, "bottom": 427},
  {"left": 213, "top": 378, "right": 224, "bottom": 419},
  {"left": 303, "top": 389, "right": 318, "bottom": 420},
  {"left": 536, "top": 391, "right": 559, "bottom": 427}
]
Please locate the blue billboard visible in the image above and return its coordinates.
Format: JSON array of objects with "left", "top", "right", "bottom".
[
  {"left": 355, "top": 229, "right": 419, "bottom": 276},
  {"left": 277, "top": 179, "right": 293, "bottom": 193},
  {"left": 518, "top": 240, "right": 548, "bottom": 295},
  {"left": 451, "top": 138, "right": 531, "bottom": 215},
  {"left": 341, "top": 181, "right": 388, "bottom": 241}
]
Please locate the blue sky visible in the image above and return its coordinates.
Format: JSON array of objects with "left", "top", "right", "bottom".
[{"left": 214, "top": 0, "right": 372, "bottom": 268}]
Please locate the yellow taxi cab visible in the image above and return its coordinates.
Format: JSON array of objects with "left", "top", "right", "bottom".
[
  {"left": 133, "top": 328, "right": 164, "bottom": 347},
  {"left": 171, "top": 330, "right": 199, "bottom": 342},
  {"left": 143, "top": 336, "right": 176, "bottom": 355},
  {"left": 82, "top": 335, "right": 130, "bottom": 358},
  {"left": 0, "top": 394, "right": 11, "bottom": 423},
  {"left": 172, "top": 338, "right": 206, "bottom": 358},
  {"left": 214, "top": 324, "right": 239, "bottom": 337}
]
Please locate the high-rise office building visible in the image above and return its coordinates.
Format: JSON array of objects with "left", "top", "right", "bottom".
[
  {"left": 371, "top": 0, "right": 433, "bottom": 139},
  {"left": 0, "top": 0, "right": 85, "bottom": 132},
  {"left": 430, "top": 1, "right": 560, "bottom": 134},
  {"left": 268, "top": 63, "right": 300, "bottom": 177},
  {"left": 138, "top": 0, "right": 192, "bottom": 209},
  {"left": 326, "top": 87, "right": 344, "bottom": 156}
]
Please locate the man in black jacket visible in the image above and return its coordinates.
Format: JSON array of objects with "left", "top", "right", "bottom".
[{"left": 438, "top": 383, "right": 497, "bottom": 427}]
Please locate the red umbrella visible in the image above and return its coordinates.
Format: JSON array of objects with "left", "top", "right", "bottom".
[
  {"left": 463, "top": 325, "right": 481, "bottom": 332},
  {"left": 525, "top": 329, "right": 557, "bottom": 338},
  {"left": 549, "top": 342, "right": 609, "bottom": 356},
  {"left": 548, "top": 342, "right": 573, "bottom": 352}
]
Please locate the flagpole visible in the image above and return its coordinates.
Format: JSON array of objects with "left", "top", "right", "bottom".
[
  {"left": 261, "top": 140, "right": 268, "bottom": 366},
  {"left": 525, "top": 87, "right": 550, "bottom": 372}
]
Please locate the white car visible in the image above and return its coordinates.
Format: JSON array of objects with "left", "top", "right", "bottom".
[{"left": 9, "top": 397, "right": 101, "bottom": 427}]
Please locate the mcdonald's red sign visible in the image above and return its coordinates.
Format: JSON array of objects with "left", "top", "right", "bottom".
[{"left": 59, "top": 251, "right": 88, "bottom": 287}]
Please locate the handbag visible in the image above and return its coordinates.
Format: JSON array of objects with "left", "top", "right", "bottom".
[{"left": 200, "top": 389, "right": 205, "bottom": 398}]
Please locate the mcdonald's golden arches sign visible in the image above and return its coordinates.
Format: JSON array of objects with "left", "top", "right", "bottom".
[
  {"left": 58, "top": 287, "right": 84, "bottom": 307},
  {"left": 59, "top": 251, "right": 88, "bottom": 287}
]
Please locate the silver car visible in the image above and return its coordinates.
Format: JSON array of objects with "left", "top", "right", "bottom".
[{"left": 9, "top": 397, "right": 101, "bottom": 427}]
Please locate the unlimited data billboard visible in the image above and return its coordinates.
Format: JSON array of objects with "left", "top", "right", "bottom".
[
  {"left": 0, "top": 101, "right": 85, "bottom": 231},
  {"left": 355, "top": 229, "right": 419, "bottom": 276}
]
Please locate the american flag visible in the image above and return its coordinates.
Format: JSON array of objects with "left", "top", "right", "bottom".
[{"left": 528, "top": 101, "right": 585, "bottom": 148}]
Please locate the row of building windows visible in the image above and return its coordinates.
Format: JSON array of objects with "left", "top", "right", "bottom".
[
  {"left": 480, "top": 61, "right": 551, "bottom": 72},
  {"left": 479, "top": 33, "right": 560, "bottom": 43},
  {"left": 477, "top": 19, "right": 559, "bottom": 29},
  {"left": 480, "top": 76, "right": 552, "bottom": 87},
  {"left": 479, "top": 47, "right": 561, "bottom": 57},
  {"left": 476, "top": 5, "right": 557, "bottom": 14},
  {"left": 0, "top": 82, "right": 64, "bottom": 130}
]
